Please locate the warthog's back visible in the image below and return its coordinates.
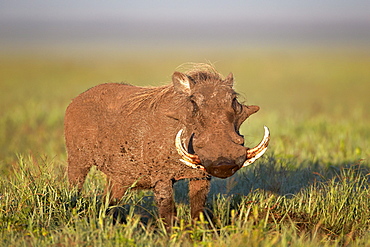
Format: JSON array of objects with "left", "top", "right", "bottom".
[{"left": 65, "top": 83, "right": 139, "bottom": 153}]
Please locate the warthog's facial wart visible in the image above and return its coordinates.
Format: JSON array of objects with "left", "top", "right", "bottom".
[{"left": 175, "top": 126, "right": 270, "bottom": 177}]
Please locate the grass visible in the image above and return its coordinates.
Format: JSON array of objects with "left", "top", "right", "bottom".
[{"left": 0, "top": 47, "right": 369, "bottom": 246}]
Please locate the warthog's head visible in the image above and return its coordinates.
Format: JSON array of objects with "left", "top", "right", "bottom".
[{"left": 171, "top": 65, "right": 270, "bottom": 179}]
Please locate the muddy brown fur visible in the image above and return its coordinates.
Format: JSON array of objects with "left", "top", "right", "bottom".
[{"left": 64, "top": 63, "right": 260, "bottom": 228}]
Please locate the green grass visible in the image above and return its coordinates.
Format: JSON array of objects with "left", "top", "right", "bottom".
[{"left": 0, "top": 47, "right": 369, "bottom": 246}]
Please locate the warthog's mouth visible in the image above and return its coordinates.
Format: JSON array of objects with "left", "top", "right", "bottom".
[{"left": 175, "top": 126, "right": 270, "bottom": 173}]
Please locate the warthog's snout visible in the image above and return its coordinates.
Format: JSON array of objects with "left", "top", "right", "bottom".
[
  {"left": 175, "top": 126, "right": 270, "bottom": 178},
  {"left": 203, "top": 159, "right": 242, "bottom": 178}
]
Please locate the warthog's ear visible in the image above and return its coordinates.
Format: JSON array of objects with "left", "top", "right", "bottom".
[
  {"left": 224, "top": 72, "right": 234, "bottom": 87},
  {"left": 172, "top": 71, "right": 194, "bottom": 95},
  {"left": 236, "top": 105, "right": 260, "bottom": 129},
  {"left": 246, "top": 105, "right": 260, "bottom": 116}
]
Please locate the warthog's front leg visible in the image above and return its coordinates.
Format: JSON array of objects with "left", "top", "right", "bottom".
[
  {"left": 153, "top": 179, "right": 176, "bottom": 229},
  {"left": 189, "top": 177, "right": 211, "bottom": 220}
]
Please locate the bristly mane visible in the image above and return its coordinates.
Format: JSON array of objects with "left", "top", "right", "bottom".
[
  {"left": 124, "top": 84, "right": 174, "bottom": 114},
  {"left": 179, "top": 63, "right": 224, "bottom": 84},
  {"left": 124, "top": 63, "right": 225, "bottom": 114}
]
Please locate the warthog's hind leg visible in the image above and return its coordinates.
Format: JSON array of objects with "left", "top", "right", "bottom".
[{"left": 67, "top": 156, "right": 92, "bottom": 191}]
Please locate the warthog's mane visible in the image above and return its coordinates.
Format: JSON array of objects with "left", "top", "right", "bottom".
[
  {"left": 125, "top": 63, "right": 227, "bottom": 114},
  {"left": 125, "top": 84, "right": 174, "bottom": 115},
  {"left": 179, "top": 63, "right": 224, "bottom": 84}
]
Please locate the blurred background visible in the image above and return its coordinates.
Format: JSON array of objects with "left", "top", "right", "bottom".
[
  {"left": 1, "top": 0, "right": 369, "bottom": 53},
  {"left": 0, "top": 0, "right": 369, "bottom": 169}
]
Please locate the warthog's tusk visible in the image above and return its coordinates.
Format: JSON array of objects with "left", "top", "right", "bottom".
[
  {"left": 243, "top": 126, "right": 270, "bottom": 167},
  {"left": 175, "top": 129, "right": 204, "bottom": 170}
]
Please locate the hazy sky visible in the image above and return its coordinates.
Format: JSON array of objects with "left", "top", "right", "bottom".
[
  {"left": 1, "top": 0, "right": 369, "bottom": 22},
  {"left": 1, "top": 0, "right": 369, "bottom": 49}
]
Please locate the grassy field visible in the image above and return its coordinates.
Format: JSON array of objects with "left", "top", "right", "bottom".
[{"left": 0, "top": 47, "right": 369, "bottom": 246}]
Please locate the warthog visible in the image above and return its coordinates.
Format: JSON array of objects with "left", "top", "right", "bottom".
[{"left": 64, "top": 64, "right": 269, "bottom": 227}]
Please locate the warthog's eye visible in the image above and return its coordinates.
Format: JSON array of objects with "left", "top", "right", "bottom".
[
  {"left": 190, "top": 93, "right": 204, "bottom": 113},
  {"left": 232, "top": 98, "right": 243, "bottom": 114},
  {"left": 190, "top": 98, "right": 199, "bottom": 114}
]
